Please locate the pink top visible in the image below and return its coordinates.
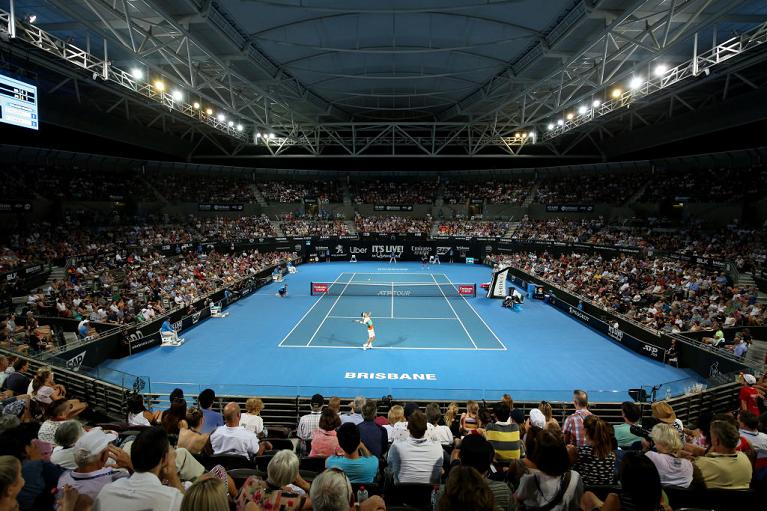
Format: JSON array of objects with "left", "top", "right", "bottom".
[{"left": 309, "top": 428, "right": 343, "bottom": 458}]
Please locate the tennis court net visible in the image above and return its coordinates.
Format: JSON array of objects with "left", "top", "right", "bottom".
[{"left": 311, "top": 282, "right": 476, "bottom": 297}]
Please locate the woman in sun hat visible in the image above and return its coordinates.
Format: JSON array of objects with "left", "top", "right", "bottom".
[{"left": 651, "top": 401, "right": 685, "bottom": 440}]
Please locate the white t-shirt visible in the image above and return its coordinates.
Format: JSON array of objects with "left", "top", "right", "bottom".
[
  {"left": 239, "top": 413, "right": 264, "bottom": 435},
  {"left": 210, "top": 425, "right": 260, "bottom": 458},
  {"left": 387, "top": 437, "right": 444, "bottom": 484},
  {"left": 645, "top": 451, "right": 694, "bottom": 488},
  {"left": 515, "top": 469, "right": 583, "bottom": 511},
  {"left": 426, "top": 423, "right": 453, "bottom": 445},
  {"left": 94, "top": 472, "right": 182, "bottom": 511},
  {"left": 128, "top": 412, "right": 152, "bottom": 427}
]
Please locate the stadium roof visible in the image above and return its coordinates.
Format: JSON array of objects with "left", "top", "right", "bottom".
[{"left": 3, "top": 0, "right": 767, "bottom": 159}]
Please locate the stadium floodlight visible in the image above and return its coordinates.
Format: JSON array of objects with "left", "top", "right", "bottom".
[
  {"left": 236, "top": 124, "right": 243, "bottom": 132},
  {"left": 577, "top": 105, "right": 587, "bottom": 115},
  {"left": 566, "top": 112, "right": 574, "bottom": 120},
  {"left": 255, "top": 132, "right": 262, "bottom": 138},
  {"left": 171, "top": 89, "right": 183, "bottom": 101},
  {"left": 153, "top": 80, "right": 165, "bottom": 92},
  {"left": 528, "top": 131, "right": 535, "bottom": 139},
  {"left": 27, "top": 15, "right": 37, "bottom": 24},
  {"left": 592, "top": 99, "right": 601, "bottom": 108},
  {"left": 629, "top": 76, "right": 643, "bottom": 90},
  {"left": 192, "top": 102, "right": 200, "bottom": 109},
  {"left": 205, "top": 108, "right": 213, "bottom": 116},
  {"left": 217, "top": 113, "right": 225, "bottom": 122},
  {"left": 654, "top": 64, "right": 668, "bottom": 77},
  {"left": 130, "top": 68, "right": 144, "bottom": 80},
  {"left": 227, "top": 120, "right": 234, "bottom": 127},
  {"left": 557, "top": 119, "right": 564, "bottom": 126},
  {"left": 268, "top": 133, "right": 276, "bottom": 139},
  {"left": 547, "top": 123, "right": 554, "bottom": 131},
  {"left": 611, "top": 88, "right": 622, "bottom": 98}
]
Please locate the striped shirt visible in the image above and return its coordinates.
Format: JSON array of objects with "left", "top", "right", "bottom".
[
  {"left": 484, "top": 421, "right": 521, "bottom": 461},
  {"left": 563, "top": 409, "right": 592, "bottom": 447}
]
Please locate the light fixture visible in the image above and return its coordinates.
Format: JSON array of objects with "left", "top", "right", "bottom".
[
  {"left": 236, "top": 124, "right": 243, "bottom": 132},
  {"left": 227, "top": 120, "right": 234, "bottom": 127},
  {"left": 255, "top": 132, "right": 262, "bottom": 138},
  {"left": 654, "top": 64, "right": 668, "bottom": 77},
  {"left": 514, "top": 132, "right": 521, "bottom": 138},
  {"left": 268, "top": 133, "right": 276, "bottom": 139},
  {"left": 153, "top": 80, "right": 165, "bottom": 92},
  {"left": 611, "top": 88, "right": 622, "bottom": 98},
  {"left": 205, "top": 108, "right": 213, "bottom": 116},
  {"left": 528, "top": 131, "right": 535, "bottom": 138},
  {"left": 193, "top": 102, "right": 200, "bottom": 109},
  {"left": 547, "top": 123, "right": 554, "bottom": 130},
  {"left": 629, "top": 76, "right": 643, "bottom": 90},
  {"left": 557, "top": 119, "right": 564, "bottom": 126},
  {"left": 130, "top": 68, "right": 144, "bottom": 80},
  {"left": 27, "top": 15, "right": 37, "bottom": 24},
  {"left": 171, "top": 89, "right": 183, "bottom": 101},
  {"left": 521, "top": 132, "right": 527, "bottom": 138},
  {"left": 566, "top": 112, "right": 574, "bottom": 120},
  {"left": 592, "top": 99, "right": 601, "bottom": 108},
  {"left": 217, "top": 113, "right": 225, "bottom": 122},
  {"left": 578, "top": 105, "right": 587, "bottom": 115}
]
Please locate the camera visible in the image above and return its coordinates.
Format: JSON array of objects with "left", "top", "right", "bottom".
[{"left": 629, "top": 424, "right": 653, "bottom": 443}]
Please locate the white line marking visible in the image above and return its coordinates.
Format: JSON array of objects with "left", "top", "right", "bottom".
[
  {"left": 278, "top": 273, "right": 344, "bottom": 346},
  {"left": 280, "top": 344, "right": 506, "bottom": 351},
  {"left": 431, "top": 273, "right": 477, "bottom": 349},
  {"left": 346, "top": 273, "right": 435, "bottom": 275},
  {"left": 306, "top": 272, "right": 356, "bottom": 346},
  {"left": 441, "top": 273, "right": 506, "bottom": 350},
  {"left": 326, "top": 316, "right": 458, "bottom": 320},
  {"left": 391, "top": 282, "right": 394, "bottom": 318}
]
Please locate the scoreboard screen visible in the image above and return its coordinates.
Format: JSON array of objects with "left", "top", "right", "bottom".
[{"left": 0, "top": 73, "right": 38, "bottom": 130}]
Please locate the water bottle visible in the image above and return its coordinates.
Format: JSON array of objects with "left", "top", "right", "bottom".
[
  {"left": 356, "top": 485, "right": 368, "bottom": 504},
  {"left": 665, "top": 387, "right": 672, "bottom": 400},
  {"left": 431, "top": 485, "right": 440, "bottom": 509}
]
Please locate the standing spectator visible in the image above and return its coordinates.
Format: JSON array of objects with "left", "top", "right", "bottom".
[
  {"left": 644, "top": 424, "right": 694, "bottom": 488},
  {"left": 739, "top": 374, "right": 763, "bottom": 416},
  {"left": 387, "top": 411, "right": 444, "bottom": 484},
  {"left": 298, "top": 394, "right": 324, "bottom": 454},
  {"left": 614, "top": 401, "right": 643, "bottom": 449},
  {"left": 484, "top": 402, "right": 520, "bottom": 462},
  {"left": 325, "top": 423, "right": 379, "bottom": 483},
  {"left": 437, "top": 466, "right": 495, "bottom": 511},
  {"left": 569, "top": 416, "right": 616, "bottom": 486},
  {"left": 357, "top": 401, "right": 388, "bottom": 458},
  {"left": 693, "top": 420, "right": 752, "bottom": 489},
  {"left": 515, "top": 429, "right": 583, "bottom": 510},
  {"left": 309, "top": 409, "right": 343, "bottom": 458},
  {"left": 197, "top": 389, "right": 223, "bottom": 435},
  {"left": 340, "top": 396, "right": 365, "bottom": 425},
  {"left": 93, "top": 427, "right": 184, "bottom": 511},
  {"left": 239, "top": 398, "right": 265, "bottom": 436},
  {"left": 210, "top": 403, "right": 268, "bottom": 458},
  {"left": 0, "top": 359, "right": 30, "bottom": 397},
  {"left": 0, "top": 455, "right": 24, "bottom": 511},
  {"left": 56, "top": 428, "right": 132, "bottom": 500},
  {"left": 563, "top": 390, "right": 592, "bottom": 446}
]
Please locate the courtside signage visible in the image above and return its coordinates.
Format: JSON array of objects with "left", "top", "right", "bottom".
[{"left": 345, "top": 372, "right": 437, "bottom": 380}]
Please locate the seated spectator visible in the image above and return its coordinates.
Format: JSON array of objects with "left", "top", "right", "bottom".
[
  {"left": 614, "top": 401, "right": 642, "bottom": 449},
  {"left": 515, "top": 429, "right": 583, "bottom": 510},
  {"left": 438, "top": 465, "right": 495, "bottom": 511},
  {"left": 738, "top": 410, "right": 767, "bottom": 469},
  {"left": 160, "top": 398, "right": 188, "bottom": 436},
  {"left": 126, "top": 393, "right": 157, "bottom": 427},
  {"left": 30, "top": 368, "right": 85, "bottom": 415},
  {"left": 693, "top": 419, "right": 752, "bottom": 489},
  {"left": 178, "top": 407, "right": 210, "bottom": 455},
  {"left": 425, "top": 402, "right": 453, "bottom": 446},
  {"left": 0, "top": 359, "right": 30, "bottom": 397},
  {"left": 444, "top": 434, "right": 513, "bottom": 511},
  {"left": 57, "top": 427, "right": 132, "bottom": 500},
  {"left": 298, "top": 393, "right": 324, "bottom": 453},
  {"left": 0, "top": 455, "right": 24, "bottom": 511},
  {"left": 340, "top": 396, "right": 365, "bottom": 425},
  {"left": 563, "top": 390, "right": 592, "bottom": 446},
  {"left": 387, "top": 410, "right": 443, "bottom": 484},
  {"left": 581, "top": 451, "right": 671, "bottom": 511},
  {"left": 93, "top": 427, "right": 184, "bottom": 511},
  {"left": 310, "top": 408, "right": 343, "bottom": 458},
  {"left": 444, "top": 402, "right": 461, "bottom": 437},
  {"left": 39, "top": 400, "right": 83, "bottom": 445},
  {"left": 569, "top": 415, "right": 616, "bottom": 486},
  {"left": 237, "top": 450, "right": 311, "bottom": 510},
  {"left": 309, "top": 468, "right": 386, "bottom": 511},
  {"left": 180, "top": 476, "right": 228, "bottom": 511},
  {"left": 239, "top": 397, "right": 265, "bottom": 436},
  {"left": 483, "top": 402, "right": 520, "bottom": 462},
  {"left": 0, "top": 422, "right": 65, "bottom": 510},
  {"left": 460, "top": 400, "right": 480, "bottom": 435},
  {"left": 326, "top": 423, "right": 379, "bottom": 483},
  {"left": 197, "top": 389, "right": 223, "bottom": 435},
  {"left": 210, "top": 402, "right": 268, "bottom": 459},
  {"left": 50, "top": 420, "right": 84, "bottom": 469},
  {"left": 739, "top": 373, "right": 763, "bottom": 416},
  {"left": 357, "top": 401, "right": 388, "bottom": 458},
  {"left": 644, "top": 423, "right": 694, "bottom": 488},
  {"left": 383, "top": 405, "right": 406, "bottom": 443}
]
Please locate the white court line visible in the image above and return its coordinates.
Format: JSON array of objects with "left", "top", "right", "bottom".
[
  {"left": 390, "top": 282, "right": 394, "bottom": 318},
  {"left": 326, "top": 316, "right": 458, "bottom": 320},
  {"left": 441, "top": 273, "right": 507, "bottom": 350},
  {"left": 278, "top": 273, "right": 344, "bottom": 346},
  {"left": 306, "top": 272, "right": 356, "bottom": 347},
  {"left": 279, "top": 344, "right": 506, "bottom": 351},
  {"left": 431, "top": 273, "right": 478, "bottom": 349},
  {"left": 349, "top": 273, "right": 436, "bottom": 276}
]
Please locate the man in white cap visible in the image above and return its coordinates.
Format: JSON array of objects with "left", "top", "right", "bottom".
[
  {"left": 57, "top": 427, "right": 132, "bottom": 500},
  {"left": 739, "top": 373, "right": 763, "bottom": 416}
]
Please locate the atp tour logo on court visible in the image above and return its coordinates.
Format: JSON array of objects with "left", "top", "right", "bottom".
[
  {"left": 371, "top": 245, "right": 403, "bottom": 258},
  {"left": 377, "top": 289, "right": 413, "bottom": 297}
]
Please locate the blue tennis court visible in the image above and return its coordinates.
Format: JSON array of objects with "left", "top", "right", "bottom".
[
  {"left": 99, "top": 261, "right": 703, "bottom": 401},
  {"left": 279, "top": 272, "right": 504, "bottom": 350}
]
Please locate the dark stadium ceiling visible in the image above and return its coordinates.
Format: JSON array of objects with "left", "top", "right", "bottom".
[{"left": 2, "top": 0, "right": 767, "bottom": 159}]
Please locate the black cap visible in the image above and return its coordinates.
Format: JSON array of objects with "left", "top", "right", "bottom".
[{"left": 311, "top": 393, "right": 324, "bottom": 407}]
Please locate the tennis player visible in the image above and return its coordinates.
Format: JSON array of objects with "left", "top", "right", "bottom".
[
  {"left": 356, "top": 312, "right": 376, "bottom": 350},
  {"left": 389, "top": 247, "right": 397, "bottom": 264},
  {"left": 277, "top": 284, "right": 288, "bottom": 298}
]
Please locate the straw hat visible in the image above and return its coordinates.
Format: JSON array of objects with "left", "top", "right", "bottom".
[{"left": 651, "top": 401, "right": 676, "bottom": 424}]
